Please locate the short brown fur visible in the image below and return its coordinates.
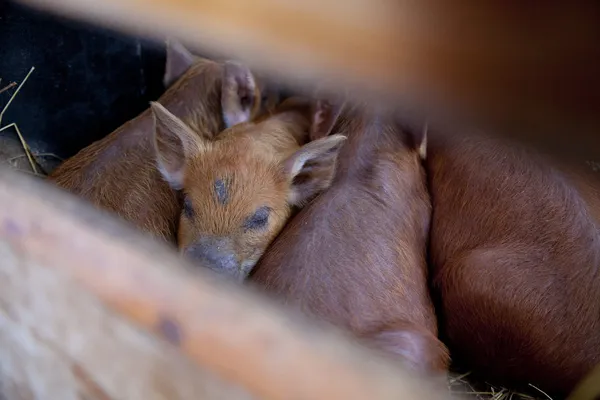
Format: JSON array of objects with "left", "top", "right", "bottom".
[
  {"left": 48, "top": 43, "right": 274, "bottom": 243},
  {"left": 178, "top": 110, "right": 309, "bottom": 274},
  {"left": 250, "top": 103, "right": 449, "bottom": 378},
  {"left": 152, "top": 98, "right": 346, "bottom": 279},
  {"left": 427, "top": 129, "right": 600, "bottom": 397}
]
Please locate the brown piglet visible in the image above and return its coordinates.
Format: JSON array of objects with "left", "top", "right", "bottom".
[
  {"left": 149, "top": 97, "right": 347, "bottom": 279},
  {"left": 427, "top": 128, "right": 600, "bottom": 397},
  {"left": 48, "top": 40, "right": 278, "bottom": 242},
  {"left": 249, "top": 101, "right": 449, "bottom": 379}
]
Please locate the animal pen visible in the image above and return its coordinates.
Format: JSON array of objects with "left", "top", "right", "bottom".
[{"left": 1, "top": 0, "right": 600, "bottom": 399}]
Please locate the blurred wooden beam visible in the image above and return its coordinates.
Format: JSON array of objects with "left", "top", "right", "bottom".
[
  {"left": 15, "top": 0, "right": 600, "bottom": 163},
  {"left": 568, "top": 364, "right": 600, "bottom": 400},
  {"left": 0, "top": 167, "right": 450, "bottom": 400}
]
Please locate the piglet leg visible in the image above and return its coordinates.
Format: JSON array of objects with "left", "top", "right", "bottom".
[{"left": 362, "top": 321, "right": 449, "bottom": 388}]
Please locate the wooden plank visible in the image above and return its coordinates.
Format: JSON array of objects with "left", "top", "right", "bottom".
[
  {"left": 0, "top": 167, "right": 450, "bottom": 400},
  {"left": 567, "top": 364, "right": 600, "bottom": 400},
  {"left": 0, "top": 242, "right": 255, "bottom": 400},
  {"left": 15, "top": 0, "right": 600, "bottom": 164}
]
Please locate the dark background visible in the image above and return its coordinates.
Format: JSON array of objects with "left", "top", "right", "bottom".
[{"left": 0, "top": 1, "right": 167, "bottom": 160}]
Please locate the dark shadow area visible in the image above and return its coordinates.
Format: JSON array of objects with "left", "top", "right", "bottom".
[{"left": 0, "top": 0, "right": 166, "bottom": 160}]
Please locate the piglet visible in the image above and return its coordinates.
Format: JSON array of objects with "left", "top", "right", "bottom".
[
  {"left": 250, "top": 101, "right": 449, "bottom": 379},
  {"left": 48, "top": 41, "right": 277, "bottom": 242},
  {"left": 149, "top": 97, "right": 347, "bottom": 279},
  {"left": 427, "top": 128, "right": 600, "bottom": 397}
]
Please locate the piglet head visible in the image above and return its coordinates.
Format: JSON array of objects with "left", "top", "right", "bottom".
[{"left": 150, "top": 99, "right": 346, "bottom": 280}]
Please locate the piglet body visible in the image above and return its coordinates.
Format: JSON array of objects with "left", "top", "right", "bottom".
[
  {"left": 427, "top": 129, "right": 600, "bottom": 397},
  {"left": 49, "top": 42, "right": 274, "bottom": 242},
  {"left": 251, "top": 105, "right": 449, "bottom": 377}
]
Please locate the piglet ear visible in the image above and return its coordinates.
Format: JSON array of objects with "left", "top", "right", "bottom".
[
  {"left": 221, "top": 61, "right": 259, "bottom": 128},
  {"left": 150, "top": 102, "right": 200, "bottom": 190},
  {"left": 284, "top": 134, "right": 347, "bottom": 206},
  {"left": 163, "top": 39, "right": 196, "bottom": 87},
  {"left": 309, "top": 99, "right": 344, "bottom": 141}
]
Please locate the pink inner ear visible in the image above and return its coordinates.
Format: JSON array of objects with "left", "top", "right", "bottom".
[
  {"left": 236, "top": 75, "right": 254, "bottom": 106},
  {"left": 310, "top": 100, "right": 341, "bottom": 141},
  {"left": 310, "top": 106, "right": 329, "bottom": 141}
]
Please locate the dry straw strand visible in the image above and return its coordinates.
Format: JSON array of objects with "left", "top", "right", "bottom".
[
  {"left": 0, "top": 82, "right": 17, "bottom": 95},
  {"left": 0, "top": 67, "right": 38, "bottom": 174}
]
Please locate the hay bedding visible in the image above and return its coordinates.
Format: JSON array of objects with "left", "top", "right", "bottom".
[
  {"left": 0, "top": 68, "right": 62, "bottom": 177},
  {"left": 1, "top": 68, "right": 552, "bottom": 400},
  {"left": 448, "top": 372, "right": 550, "bottom": 400}
]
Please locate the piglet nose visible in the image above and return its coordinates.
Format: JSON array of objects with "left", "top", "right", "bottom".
[{"left": 183, "top": 237, "right": 241, "bottom": 278}]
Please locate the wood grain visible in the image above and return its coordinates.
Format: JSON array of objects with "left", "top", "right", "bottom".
[
  {"left": 0, "top": 241, "right": 255, "bottom": 400},
  {"left": 0, "top": 167, "right": 450, "bottom": 400},
  {"left": 16, "top": 0, "right": 600, "bottom": 163}
]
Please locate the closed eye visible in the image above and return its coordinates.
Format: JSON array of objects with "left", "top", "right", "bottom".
[
  {"left": 183, "top": 195, "right": 194, "bottom": 218},
  {"left": 244, "top": 206, "right": 271, "bottom": 230}
]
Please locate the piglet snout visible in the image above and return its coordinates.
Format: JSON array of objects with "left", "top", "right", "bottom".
[{"left": 184, "top": 237, "right": 244, "bottom": 280}]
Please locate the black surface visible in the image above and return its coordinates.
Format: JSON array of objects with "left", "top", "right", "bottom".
[{"left": 0, "top": 1, "right": 167, "bottom": 159}]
